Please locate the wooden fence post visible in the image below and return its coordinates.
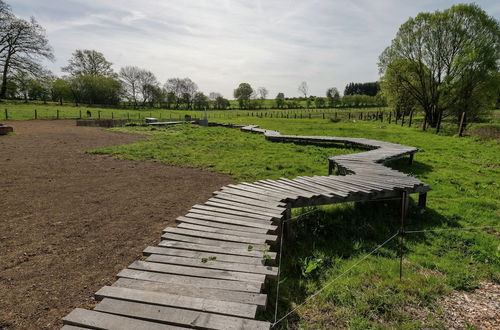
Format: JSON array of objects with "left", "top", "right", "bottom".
[
  {"left": 408, "top": 111, "right": 413, "bottom": 127},
  {"left": 436, "top": 111, "right": 443, "bottom": 134},
  {"left": 34, "top": 109, "right": 38, "bottom": 119},
  {"left": 457, "top": 112, "right": 466, "bottom": 137},
  {"left": 4, "top": 108, "right": 7, "bottom": 120},
  {"left": 388, "top": 112, "right": 392, "bottom": 124},
  {"left": 57, "top": 109, "right": 59, "bottom": 119},
  {"left": 79, "top": 110, "right": 81, "bottom": 119},
  {"left": 401, "top": 113, "right": 405, "bottom": 126},
  {"left": 98, "top": 111, "right": 101, "bottom": 119}
]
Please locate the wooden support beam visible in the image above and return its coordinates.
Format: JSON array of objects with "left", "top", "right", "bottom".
[{"left": 418, "top": 192, "right": 427, "bottom": 209}]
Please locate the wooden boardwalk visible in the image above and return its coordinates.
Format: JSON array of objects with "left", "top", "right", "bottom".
[{"left": 62, "top": 123, "right": 430, "bottom": 329}]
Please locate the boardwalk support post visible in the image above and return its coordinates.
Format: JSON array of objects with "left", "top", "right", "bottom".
[
  {"left": 399, "top": 191, "right": 408, "bottom": 281},
  {"left": 409, "top": 153, "right": 414, "bottom": 165},
  {"left": 328, "top": 160, "right": 335, "bottom": 175},
  {"left": 418, "top": 192, "right": 427, "bottom": 209}
]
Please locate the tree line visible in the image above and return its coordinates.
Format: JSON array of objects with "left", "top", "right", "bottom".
[
  {"left": 1, "top": 1, "right": 497, "bottom": 121},
  {"left": 0, "top": 0, "right": 386, "bottom": 110}
]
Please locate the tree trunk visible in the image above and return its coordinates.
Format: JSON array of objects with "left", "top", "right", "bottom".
[{"left": 0, "top": 55, "right": 10, "bottom": 99}]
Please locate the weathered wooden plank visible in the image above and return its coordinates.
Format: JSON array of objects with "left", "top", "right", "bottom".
[
  {"left": 63, "top": 308, "right": 184, "bottom": 330},
  {"left": 210, "top": 193, "right": 286, "bottom": 210},
  {"left": 95, "top": 286, "right": 257, "bottom": 318},
  {"left": 163, "top": 227, "right": 268, "bottom": 245},
  {"left": 217, "top": 187, "right": 281, "bottom": 202},
  {"left": 176, "top": 216, "right": 270, "bottom": 234},
  {"left": 143, "top": 246, "right": 265, "bottom": 265},
  {"left": 177, "top": 223, "right": 278, "bottom": 242},
  {"left": 208, "top": 197, "right": 286, "bottom": 213},
  {"left": 94, "top": 298, "right": 271, "bottom": 330},
  {"left": 112, "top": 278, "right": 267, "bottom": 306},
  {"left": 191, "top": 204, "right": 275, "bottom": 221},
  {"left": 204, "top": 200, "right": 284, "bottom": 218},
  {"left": 61, "top": 326, "right": 90, "bottom": 330},
  {"left": 183, "top": 213, "right": 277, "bottom": 231},
  {"left": 162, "top": 232, "right": 268, "bottom": 250},
  {"left": 187, "top": 209, "right": 275, "bottom": 225},
  {"left": 146, "top": 254, "right": 277, "bottom": 277},
  {"left": 158, "top": 240, "right": 275, "bottom": 260},
  {"left": 117, "top": 269, "right": 262, "bottom": 293},
  {"left": 257, "top": 180, "right": 316, "bottom": 198},
  {"left": 226, "top": 183, "right": 286, "bottom": 199},
  {"left": 128, "top": 260, "right": 266, "bottom": 283}
]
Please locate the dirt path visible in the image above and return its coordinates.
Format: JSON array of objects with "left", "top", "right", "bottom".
[{"left": 0, "top": 120, "right": 233, "bottom": 329}]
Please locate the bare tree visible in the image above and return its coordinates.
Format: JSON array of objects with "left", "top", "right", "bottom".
[
  {"left": 119, "top": 66, "right": 141, "bottom": 108},
  {"left": 298, "top": 81, "right": 308, "bottom": 98},
  {"left": 137, "top": 69, "right": 158, "bottom": 106},
  {"left": 257, "top": 87, "right": 268, "bottom": 99},
  {"left": 298, "top": 81, "right": 309, "bottom": 108},
  {"left": 0, "top": 15, "right": 53, "bottom": 98},
  {"left": 165, "top": 77, "right": 198, "bottom": 109},
  {"left": 62, "top": 49, "right": 114, "bottom": 77}
]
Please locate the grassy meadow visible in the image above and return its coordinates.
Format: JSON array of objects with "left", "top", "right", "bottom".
[{"left": 87, "top": 117, "right": 500, "bottom": 328}]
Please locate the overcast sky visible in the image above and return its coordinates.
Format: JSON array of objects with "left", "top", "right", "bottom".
[{"left": 9, "top": 0, "right": 500, "bottom": 98}]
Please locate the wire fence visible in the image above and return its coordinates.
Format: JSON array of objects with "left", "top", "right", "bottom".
[{"left": 269, "top": 202, "right": 500, "bottom": 327}]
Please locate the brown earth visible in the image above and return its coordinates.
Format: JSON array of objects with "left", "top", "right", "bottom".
[{"left": 0, "top": 120, "right": 233, "bottom": 329}]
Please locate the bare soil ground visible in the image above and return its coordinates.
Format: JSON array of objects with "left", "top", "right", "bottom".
[{"left": 0, "top": 120, "right": 233, "bottom": 329}]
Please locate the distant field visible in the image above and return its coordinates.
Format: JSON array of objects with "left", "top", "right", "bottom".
[
  {"left": 91, "top": 118, "right": 500, "bottom": 328},
  {"left": 0, "top": 101, "right": 388, "bottom": 121}
]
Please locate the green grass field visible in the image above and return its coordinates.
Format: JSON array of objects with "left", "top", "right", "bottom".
[
  {"left": 0, "top": 101, "right": 387, "bottom": 121},
  {"left": 88, "top": 118, "right": 499, "bottom": 328}
]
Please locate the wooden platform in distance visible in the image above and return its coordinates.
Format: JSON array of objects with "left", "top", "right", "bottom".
[{"left": 62, "top": 122, "right": 430, "bottom": 329}]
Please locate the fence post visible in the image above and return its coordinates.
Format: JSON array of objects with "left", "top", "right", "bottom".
[
  {"left": 436, "top": 111, "right": 443, "bottom": 134},
  {"left": 4, "top": 108, "right": 7, "bottom": 120},
  {"left": 79, "top": 110, "right": 81, "bottom": 119},
  {"left": 408, "top": 111, "right": 413, "bottom": 127},
  {"left": 399, "top": 191, "right": 408, "bottom": 281},
  {"left": 388, "top": 112, "right": 392, "bottom": 124},
  {"left": 98, "top": 111, "right": 101, "bottom": 119},
  {"left": 401, "top": 113, "right": 405, "bottom": 126},
  {"left": 457, "top": 111, "right": 466, "bottom": 137},
  {"left": 34, "top": 109, "right": 38, "bottom": 119},
  {"left": 57, "top": 109, "right": 59, "bottom": 119},
  {"left": 112, "top": 112, "right": 114, "bottom": 119}
]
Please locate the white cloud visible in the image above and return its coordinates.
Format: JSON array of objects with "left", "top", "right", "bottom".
[{"left": 9, "top": 0, "right": 500, "bottom": 98}]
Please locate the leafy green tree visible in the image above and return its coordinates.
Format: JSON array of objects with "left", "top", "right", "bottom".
[
  {"left": 314, "top": 97, "right": 325, "bottom": 108},
  {"left": 214, "top": 95, "right": 230, "bottom": 110},
  {"left": 68, "top": 75, "right": 121, "bottom": 106},
  {"left": 379, "top": 3, "right": 500, "bottom": 127},
  {"left": 52, "top": 78, "right": 71, "bottom": 105},
  {"left": 192, "top": 92, "right": 208, "bottom": 110},
  {"left": 275, "top": 92, "right": 285, "bottom": 109},
  {"left": 380, "top": 59, "right": 418, "bottom": 119},
  {"left": 233, "top": 83, "right": 253, "bottom": 109},
  {"left": 326, "top": 87, "right": 340, "bottom": 107}
]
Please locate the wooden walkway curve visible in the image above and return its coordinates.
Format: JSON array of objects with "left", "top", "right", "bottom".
[{"left": 62, "top": 123, "right": 430, "bottom": 329}]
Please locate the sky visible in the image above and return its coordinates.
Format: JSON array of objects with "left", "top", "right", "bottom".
[{"left": 9, "top": 0, "right": 500, "bottom": 98}]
